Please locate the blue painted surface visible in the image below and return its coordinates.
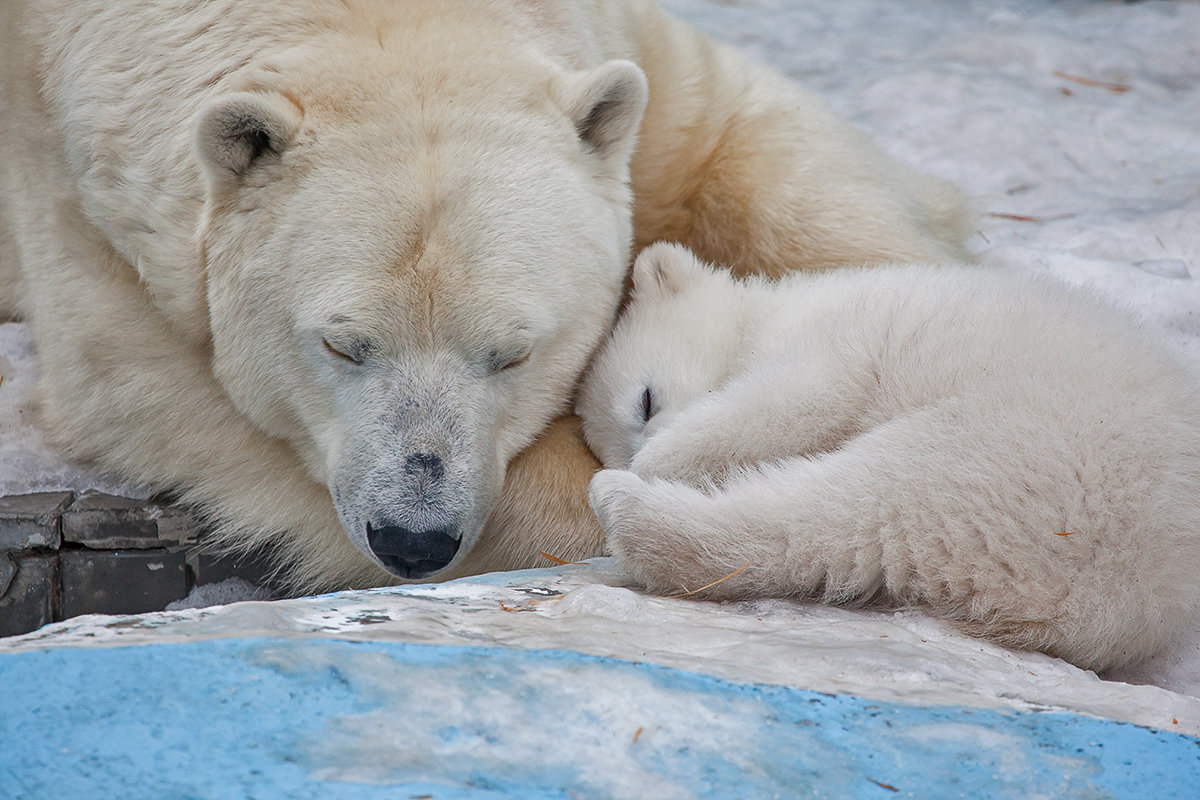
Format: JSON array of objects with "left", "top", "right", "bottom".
[{"left": 1, "top": 638, "right": 1197, "bottom": 799}]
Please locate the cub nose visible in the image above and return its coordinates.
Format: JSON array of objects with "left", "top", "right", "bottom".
[{"left": 366, "top": 521, "right": 460, "bottom": 579}]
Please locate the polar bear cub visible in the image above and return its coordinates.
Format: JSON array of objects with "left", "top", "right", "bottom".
[{"left": 577, "top": 243, "right": 1200, "bottom": 671}]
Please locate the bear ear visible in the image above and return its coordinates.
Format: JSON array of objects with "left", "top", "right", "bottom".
[
  {"left": 564, "top": 60, "right": 648, "bottom": 165},
  {"left": 194, "top": 91, "right": 302, "bottom": 182},
  {"left": 631, "top": 242, "right": 704, "bottom": 297}
]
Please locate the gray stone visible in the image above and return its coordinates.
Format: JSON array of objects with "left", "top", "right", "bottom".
[
  {"left": 0, "top": 553, "right": 57, "bottom": 637},
  {"left": 61, "top": 491, "right": 203, "bottom": 549},
  {"left": 60, "top": 549, "right": 188, "bottom": 618},
  {"left": 153, "top": 504, "right": 207, "bottom": 546},
  {"left": 187, "top": 546, "right": 279, "bottom": 591},
  {"left": 0, "top": 491, "right": 72, "bottom": 551},
  {"left": 0, "top": 553, "right": 17, "bottom": 597}
]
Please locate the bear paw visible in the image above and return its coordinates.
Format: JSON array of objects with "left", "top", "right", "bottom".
[
  {"left": 589, "top": 469, "right": 712, "bottom": 596},
  {"left": 630, "top": 436, "right": 727, "bottom": 484},
  {"left": 587, "top": 468, "right": 650, "bottom": 538},
  {"left": 589, "top": 470, "right": 763, "bottom": 600}
]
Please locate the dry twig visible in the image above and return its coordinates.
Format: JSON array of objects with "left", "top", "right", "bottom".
[
  {"left": 540, "top": 551, "right": 584, "bottom": 566},
  {"left": 1053, "top": 70, "right": 1131, "bottom": 94},
  {"left": 669, "top": 561, "right": 751, "bottom": 598},
  {"left": 987, "top": 211, "right": 1076, "bottom": 223}
]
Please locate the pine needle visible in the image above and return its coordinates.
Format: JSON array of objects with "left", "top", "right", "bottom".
[
  {"left": 1053, "top": 70, "right": 1131, "bottom": 94},
  {"left": 987, "top": 211, "right": 1076, "bottom": 223},
  {"left": 540, "top": 551, "right": 584, "bottom": 566},
  {"left": 669, "top": 561, "right": 751, "bottom": 598}
]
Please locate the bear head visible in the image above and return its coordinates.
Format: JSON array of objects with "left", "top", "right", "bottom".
[
  {"left": 194, "top": 45, "right": 647, "bottom": 580},
  {"left": 576, "top": 242, "right": 746, "bottom": 469}
]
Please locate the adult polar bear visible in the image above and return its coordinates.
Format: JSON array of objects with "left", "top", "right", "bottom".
[{"left": 0, "top": 0, "right": 968, "bottom": 591}]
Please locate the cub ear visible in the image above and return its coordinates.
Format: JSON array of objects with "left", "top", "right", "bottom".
[
  {"left": 563, "top": 60, "right": 648, "bottom": 165},
  {"left": 631, "top": 242, "right": 704, "bottom": 297},
  {"left": 194, "top": 91, "right": 302, "bottom": 181}
]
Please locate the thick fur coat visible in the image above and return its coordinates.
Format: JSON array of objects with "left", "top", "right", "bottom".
[
  {"left": 579, "top": 243, "right": 1200, "bottom": 670},
  {"left": 0, "top": 0, "right": 968, "bottom": 590}
]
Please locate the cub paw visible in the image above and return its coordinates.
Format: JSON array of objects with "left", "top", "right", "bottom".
[
  {"left": 588, "top": 469, "right": 682, "bottom": 592},
  {"left": 587, "top": 468, "right": 649, "bottom": 539},
  {"left": 630, "top": 434, "right": 733, "bottom": 484}
]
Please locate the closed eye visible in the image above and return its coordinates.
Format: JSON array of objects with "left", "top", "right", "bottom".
[
  {"left": 490, "top": 348, "right": 532, "bottom": 373},
  {"left": 323, "top": 337, "right": 364, "bottom": 365},
  {"left": 500, "top": 350, "right": 531, "bottom": 371},
  {"left": 640, "top": 386, "right": 656, "bottom": 425}
]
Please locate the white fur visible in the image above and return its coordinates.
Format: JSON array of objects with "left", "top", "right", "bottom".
[
  {"left": 579, "top": 243, "right": 1200, "bottom": 671},
  {"left": 0, "top": 0, "right": 968, "bottom": 590}
]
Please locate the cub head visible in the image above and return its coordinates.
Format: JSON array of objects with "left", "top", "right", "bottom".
[
  {"left": 576, "top": 242, "right": 743, "bottom": 468},
  {"left": 194, "top": 52, "right": 647, "bottom": 581}
]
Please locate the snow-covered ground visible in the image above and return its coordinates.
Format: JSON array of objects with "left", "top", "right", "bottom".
[{"left": 2, "top": 0, "right": 1199, "bottom": 732}]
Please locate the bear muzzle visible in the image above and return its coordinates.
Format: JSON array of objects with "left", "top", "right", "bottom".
[{"left": 366, "top": 520, "right": 461, "bottom": 579}]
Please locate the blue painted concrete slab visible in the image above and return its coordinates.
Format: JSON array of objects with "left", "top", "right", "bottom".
[{"left": 2, "top": 637, "right": 1197, "bottom": 798}]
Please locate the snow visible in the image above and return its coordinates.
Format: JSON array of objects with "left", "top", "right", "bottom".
[
  {"left": 7, "top": 617, "right": 1196, "bottom": 797},
  {"left": 164, "top": 577, "right": 274, "bottom": 610},
  {"left": 10, "top": 559, "right": 1200, "bottom": 734},
  {"left": 661, "top": 0, "right": 1200, "bottom": 360},
  {"left": 4, "top": 563, "right": 1200, "bottom": 797},
  {"left": 2, "top": 0, "right": 1199, "bottom": 736}
]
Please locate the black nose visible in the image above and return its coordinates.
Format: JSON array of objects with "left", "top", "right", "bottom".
[{"left": 366, "top": 521, "right": 460, "bottom": 579}]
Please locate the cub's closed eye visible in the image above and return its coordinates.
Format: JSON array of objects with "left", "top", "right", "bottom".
[
  {"left": 640, "top": 386, "right": 656, "bottom": 424},
  {"left": 323, "top": 337, "right": 363, "bottom": 365}
]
